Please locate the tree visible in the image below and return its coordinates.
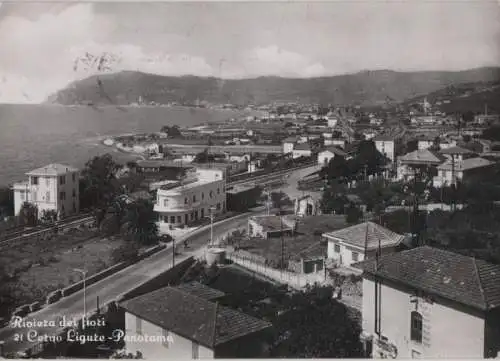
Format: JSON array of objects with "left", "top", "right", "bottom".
[
  {"left": 320, "top": 155, "right": 349, "bottom": 182},
  {"left": 18, "top": 202, "right": 38, "bottom": 226},
  {"left": 193, "top": 149, "right": 215, "bottom": 163},
  {"left": 80, "top": 154, "right": 123, "bottom": 222},
  {"left": 40, "top": 209, "right": 58, "bottom": 225},
  {"left": 320, "top": 185, "right": 349, "bottom": 214},
  {"left": 349, "top": 140, "right": 386, "bottom": 178},
  {"left": 122, "top": 199, "right": 159, "bottom": 245},
  {"left": 482, "top": 126, "right": 500, "bottom": 142},
  {"left": 270, "top": 191, "right": 292, "bottom": 211},
  {"left": 160, "top": 125, "right": 181, "bottom": 138},
  {"left": 346, "top": 204, "right": 363, "bottom": 224},
  {"left": 111, "top": 241, "right": 140, "bottom": 264},
  {"left": 270, "top": 285, "right": 363, "bottom": 358},
  {"left": 0, "top": 186, "right": 14, "bottom": 217}
]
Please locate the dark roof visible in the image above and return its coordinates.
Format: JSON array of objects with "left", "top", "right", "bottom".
[
  {"left": 373, "top": 134, "right": 394, "bottom": 141},
  {"left": 121, "top": 286, "right": 271, "bottom": 348},
  {"left": 398, "top": 149, "right": 446, "bottom": 165},
  {"left": 175, "top": 281, "right": 226, "bottom": 300},
  {"left": 294, "top": 143, "right": 312, "bottom": 151},
  {"left": 353, "top": 246, "right": 500, "bottom": 311},
  {"left": 439, "top": 146, "right": 474, "bottom": 155}
]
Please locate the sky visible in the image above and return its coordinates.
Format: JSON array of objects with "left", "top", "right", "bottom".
[{"left": 0, "top": 0, "right": 499, "bottom": 103}]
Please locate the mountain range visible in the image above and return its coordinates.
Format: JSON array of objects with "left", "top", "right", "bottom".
[{"left": 47, "top": 66, "right": 500, "bottom": 107}]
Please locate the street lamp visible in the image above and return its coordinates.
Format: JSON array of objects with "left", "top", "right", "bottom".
[
  {"left": 209, "top": 206, "right": 216, "bottom": 247},
  {"left": 73, "top": 268, "right": 87, "bottom": 328}
]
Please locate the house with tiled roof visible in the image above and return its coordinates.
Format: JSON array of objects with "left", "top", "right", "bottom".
[
  {"left": 13, "top": 163, "right": 80, "bottom": 218},
  {"left": 120, "top": 283, "right": 272, "bottom": 359},
  {"left": 292, "top": 143, "right": 312, "bottom": 159},
  {"left": 322, "top": 221, "right": 405, "bottom": 267},
  {"left": 353, "top": 246, "right": 500, "bottom": 359},
  {"left": 317, "top": 146, "right": 348, "bottom": 166},
  {"left": 433, "top": 157, "right": 495, "bottom": 187},
  {"left": 396, "top": 149, "right": 447, "bottom": 181}
]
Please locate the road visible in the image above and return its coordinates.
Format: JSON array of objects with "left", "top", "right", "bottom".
[{"left": 0, "top": 213, "right": 252, "bottom": 355}]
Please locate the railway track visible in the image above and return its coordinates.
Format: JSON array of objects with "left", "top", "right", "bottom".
[
  {"left": 0, "top": 213, "right": 94, "bottom": 248},
  {"left": 228, "top": 162, "right": 316, "bottom": 186}
]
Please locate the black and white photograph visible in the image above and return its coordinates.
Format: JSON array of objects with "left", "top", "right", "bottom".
[{"left": 0, "top": 0, "right": 500, "bottom": 358}]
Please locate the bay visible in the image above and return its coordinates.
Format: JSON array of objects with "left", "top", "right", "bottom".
[{"left": 0, "top": 104, "right": 249, "bottom": 185}]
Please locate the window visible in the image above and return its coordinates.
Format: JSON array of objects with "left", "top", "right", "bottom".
[
  {"left": 60, "top": 191, "right": 66, "bottom": 201},
  {"left": 202, "top": 192, "right": 205, "bottom": 200},
  {"left": 170, "top": 216, "right": 175, "bottom": 224},
  {"left": 216, "top": 203, "right": 221, "bottom": 210},
  {"left": 72, "top": 173, "right": 76, "bottom": 182},
  {"left": 410, "top": 311, "right": 423, "bottom": 343},
  {"left": 184, "top": 197, "right": 188, "bottom": 204},
  {"left": 31, "top": 177, "right": 39, "bottom": 185},
  {"left": 46, "top": 192, "right": 50, "bottom": 202},
  {"left": 209, "top": 190, "right": 213, "bottom": 198},
  {"left": 46, "top": 178, "right": 50, "bottom": 186},
  {"left": 334, "top": 244, "right": 341, "bottom": 253},
  {"left": 136, "top": 317, "right": 143, "bottom": 335},
  {"left": 192, "top": 342, "right": 199, "bottom": 359},
  {"left": 177, "top": 216, "right": 182, "bottom": 223},
  {"left": 217, "top": 188, "right": 220, "bottom": 194},
  {"left": 193, "top": 195, "right": 196, "bottom": 202},
  {"left": 20, "top": 191, "right": 25, "bottom": 201},
  {"left": 59, "top": 176, "right": 66, "bottom": 185},
  {"left": 352, "top": 251, "right": 359, "bottom": 262},
  {"left": 72, "top": 189, "right": 76, "bottom": 198}
]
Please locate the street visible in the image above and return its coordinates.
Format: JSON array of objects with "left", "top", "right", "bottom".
[{"left": 0, "top": 213, "right": 251, "bottom": 354}]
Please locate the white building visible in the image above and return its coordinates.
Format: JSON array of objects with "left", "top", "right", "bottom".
[
  {"left": 282, "top": 137, "right": 297, "bottom": 154},
  {"left": 374, "top": 136, "right": 395, "bottom": 162},
  {"left": 355, "top": 246, "right": 500, "bottom": 359},
  {"left": 324, "top": 138, "right": 346, "bottom": 149},
  {"left": 154, "top": 167, "right": 226, "bottom": 227},
  {"left": 292, "top": 143, "right": 312, "bottom": 159},
  {"left": 317, "top": 146, "right": 348, "bottom": 167},
  {"left": 432, "top": 157, "right": 494, "bottom": 188},
  {"left": 13, "top": 163, "right": 80, "bottom": 219},
  {"left": 323, "top": 221, "right": 404, "bottom": 267}
]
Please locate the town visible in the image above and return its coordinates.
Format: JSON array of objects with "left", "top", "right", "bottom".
[{"left": 1, "top": 90, "right": 500, "bottom": 359}]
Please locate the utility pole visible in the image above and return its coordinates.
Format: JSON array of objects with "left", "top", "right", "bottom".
[
  {"left": 280, "top": 211, "right": 285, "bottom": 270},
  {"left": 172, "top": 236, "right": 176, "bottom": 267},
  {"left": 209, "top": 207, "right": 215, "bottom": 246}
]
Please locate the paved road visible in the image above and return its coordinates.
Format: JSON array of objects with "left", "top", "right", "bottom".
[{"left": 0, "top": 213, "right": 252, "bottom": 355}]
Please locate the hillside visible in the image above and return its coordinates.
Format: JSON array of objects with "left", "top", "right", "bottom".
[
  {"left": 402, "top": 81, "right": 500, "bottom": 114},
  {"left": 47, "top": 67, "right": 500, "bottom": 107}
]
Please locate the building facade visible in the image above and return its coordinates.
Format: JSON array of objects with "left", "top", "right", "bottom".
[
  {"left": 12, "top": 163, "right": 80, "bottom": 219},
  {"left": 374, "top": 137, "right": 395, "bottom": 163},
  {"left": 356, "top": 247, "right": 500, "bottom": 359},
  {"left": 154, "top": 168, "right": 226, "bottom": 227}
]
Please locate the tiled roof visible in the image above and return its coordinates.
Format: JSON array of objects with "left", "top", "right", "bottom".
[
  {"left": 373, "top": 135, "right": 394, "bottom": 141},
  {"left": 437, "top": 157, "right": 494, "bottom": 171},
  {"left": 398, "top": 149, "right": 446, "bottom": 165},
  {"left": 439, "top": 146, "right": 474, "bottom": 155},
  {"left": 294, "top": 143, "right": 312, "bottom": 151},
  {"left": 26, "top": 163, "right": 78, "bottom": 176},
  {"left": 323, "top": 221, "right": 404, "bottom": 250},
  {"left": 175, "top": 281, "right": 226, "bottom": 300},
  {"left": 320, "top": 146, "right": 348, "bottom": 157},
  {"left": 121, "top": 286, "right": 271, "bottom": 348},
  {"left": 353, "top": 246, "right": 500, "bottom": 311}
]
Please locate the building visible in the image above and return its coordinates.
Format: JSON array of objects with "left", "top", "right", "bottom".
[
  {"left": 282, "top": 137, "right": 297, "bottom": 154},
  {"left": 323, "top": 221, "right": 404, "bottom": 267},
  {"left": 317, "top": 146, "right": 348, "bottom": 166},
  {"left": 294, "top": 194, "right": 321, "bottom": 217},
  {"left": 373, "top": 136, "right": 395, "bottom": 162},
  {"left": 433, "top": 157, "right": 495, "bottom": 187},
  {"left": 417, "top": 137, "right": 436, "bottom": 151},
  {"left": 288, "top": 242, "right": 326, "bottom": 275},
  {"left": 226, "top": 184, "right": 260, "bottom": 212},
  {"left": 324, "top": 138, "right": 346, "bottom": 149},
  {"left": 355, "top": 246, "right": 500, "bottom": 359},
  {"left": 121, "top": 283, "right": 272, "bottom": 359},
  {"left": 439, "top": 145, "right": 475, "bottom": 163},
  {"left": 13, "top": 163, "right": 80, "bottom": 218},
  {"left": 154, "top": 167, "right": 226, "bottom": 227},
  {"left": 396, "top": 149, "right": 446, "bottom": 181},
  {"left": 292, "top": 143, "right": 312, "bottom": 159},
  {"left": 247, "top": 215, "right": 297, "bottom": 239}
]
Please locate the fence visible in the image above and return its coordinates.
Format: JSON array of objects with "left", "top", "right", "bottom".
[{"left": 227, "top": 252, "right": 325, "bottom": 290}]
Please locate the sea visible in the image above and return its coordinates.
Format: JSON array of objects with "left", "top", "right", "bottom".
[{"left": 0, "top": 104, "right": 252, "bottom": 186}]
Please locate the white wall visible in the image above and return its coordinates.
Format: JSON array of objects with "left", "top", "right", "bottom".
[
  {"left": 327, "top": 239, "right": 365, "bottom": 266},
  {"left": 124, "top": 312, "right": 214, "bottom": 359},
  {"left": 362, "top": 277, "right": 485, "bottom": 358},
  {"left": 375, "top": 141, "right": 395, "bottom": 162},
  {"left": 318, "top": 151, "right": 334, "bottom": 166},
  {"left": 283, "top": 142, "right": 294, "bottom": 154}
]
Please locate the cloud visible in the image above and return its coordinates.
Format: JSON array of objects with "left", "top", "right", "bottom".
[
  {"left": 0, "top": 3, "right": 214, "bottom": 103},
  {"left": 240, "top": 45, "right": 327, "bottom": 78}
]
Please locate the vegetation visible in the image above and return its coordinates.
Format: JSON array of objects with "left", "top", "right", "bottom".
[
  {"left": 160, "top": 125, "right": 182, "bottom": 138},
  {"left": 18, "top": 202, "right": 38, "bottom": 227},
  {"left": 193, "top": 148, "right": 216, "bottom": 163},
  {"left": 0, "top": 186, "right": 14, "bottom": 217},
  {"left": 39, "top": 209, "right": 58, "bottom": 225}
]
